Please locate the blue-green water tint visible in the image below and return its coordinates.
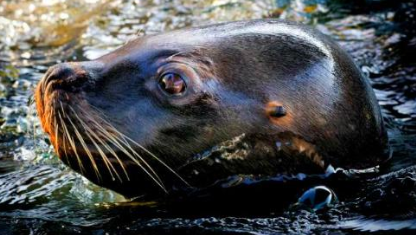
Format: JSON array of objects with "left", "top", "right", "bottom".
[{"left": 0, "top": 0, "right": 415, "bottom": 234}]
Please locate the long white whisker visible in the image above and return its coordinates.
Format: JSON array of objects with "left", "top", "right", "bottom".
[
  {"left": 87, "top": 104, "right": 190, "bottom": 187},
  {"left": 73, "top": 108, "right": 167, "bottom": 193},
  {"left": 59, "top": 104, "right": 86, "bottom": 175},
  {"left": 59, "top": 116, "right": 72, "bottom": 168},
  {"left": 66, "top": 110, "right": 102, "bottom": 181},
  {"left": 70, "top": 107, "right": 132, "bottom": 181},
  {"left": 81, "top": 112, "right": 166, "bottom": 185},
  {"left": 71, "top": 108, "right": 125, "bottom": 182},
  {"left": 97, "top": 127, "right": 168, "bottom": 192}
]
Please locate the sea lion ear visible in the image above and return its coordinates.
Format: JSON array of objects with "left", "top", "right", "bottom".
[
  {"left": 265, "top": 101, "right": 287, "bottom": 118},
  {"left": 264, "top": 101, "right": 294, "bottom": 128}
]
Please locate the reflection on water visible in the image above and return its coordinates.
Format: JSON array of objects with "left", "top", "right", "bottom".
[
  {"left": 0, "top": 0, "right": 117, "bottom": 67},
  {"left": 0, "top": 0, "right": 415, "bottom": 234},
  {"left": 341, "top": 218, "right": 416, "bottom": 232}
]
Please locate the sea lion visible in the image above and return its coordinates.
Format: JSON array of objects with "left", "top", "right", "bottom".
[{"left": 35, "top": 19, "right": 388, "bottom": 199}]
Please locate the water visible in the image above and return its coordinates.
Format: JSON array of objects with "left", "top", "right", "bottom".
[{"left": 0, "top": 0, "right": 415, "bottom": 234}]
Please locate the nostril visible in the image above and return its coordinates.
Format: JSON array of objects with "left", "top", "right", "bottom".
[
  {"left": 43, "top": 63, "right": 89, "bottom": 92},
  {"left": 44, "top": 64, "right": 73, "bottom": 85},
  {"left": 68, "top": 74, "right": 87, "bottom": 88}
]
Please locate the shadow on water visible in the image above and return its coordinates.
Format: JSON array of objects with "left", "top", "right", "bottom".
[{"left": 0, "top": 0, "right": 415, "bottom": 234}]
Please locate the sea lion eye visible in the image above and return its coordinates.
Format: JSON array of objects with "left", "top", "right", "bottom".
[{"left": 158, "top": 73, "right": 187, "bottom": 95}]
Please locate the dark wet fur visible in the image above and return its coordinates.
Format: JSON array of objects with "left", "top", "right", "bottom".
[{"left": 36, "top": 19, "right": 388, "bottom": 198}]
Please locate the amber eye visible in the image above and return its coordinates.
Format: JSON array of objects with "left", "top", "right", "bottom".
[{"left": 158, "top": 73, "right": 187, "bottom": 95}]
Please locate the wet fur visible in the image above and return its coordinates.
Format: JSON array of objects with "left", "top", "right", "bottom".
[{"left": 36, "top": 19, "right": 388, "bottom": 198}]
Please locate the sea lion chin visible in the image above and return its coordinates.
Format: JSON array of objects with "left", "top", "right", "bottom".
[{"left": 35, "top": 19, "right": 388, "bottom": 199}]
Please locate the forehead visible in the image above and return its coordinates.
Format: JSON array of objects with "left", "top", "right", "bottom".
[
  {"left": 96, "top": 34, "right": 202, "bottom": 65},
  {"left": 96, "top": 32, "right": 221, "bottom": 72},
  {"left": 98, "top": 21, "right": 267, "bottom": 63},
  {"left": 96, "top": 20, "right": 328, "bottom": 67}
]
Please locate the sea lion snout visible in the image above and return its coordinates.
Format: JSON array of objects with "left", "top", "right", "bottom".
[{"left": 41, "top": 63, "right": 90, "bottom": 93}]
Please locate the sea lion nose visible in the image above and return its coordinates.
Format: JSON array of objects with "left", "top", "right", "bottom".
[{"left": 43, "top": 63, "right": 89, "bottom": 92}]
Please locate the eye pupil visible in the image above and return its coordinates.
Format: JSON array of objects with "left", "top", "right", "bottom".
[{"left": 159, "top": 73, "right": 186, "bottom": 95}]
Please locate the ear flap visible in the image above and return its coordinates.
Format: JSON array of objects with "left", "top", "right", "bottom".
[{"left": 265, "top": 101, "right": 293, "bottom": 128}]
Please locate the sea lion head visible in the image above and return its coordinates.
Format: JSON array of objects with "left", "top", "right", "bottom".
[{"left": 36, "top": 20, "right": 388, "bottom": 198}]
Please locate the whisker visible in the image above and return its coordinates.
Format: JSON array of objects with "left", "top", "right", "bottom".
[
  {"left": 58, "top": 104, "right": 86, "bottom": 175},
  {"left": 93, "top": 122, "right": 164, "bottom": 182},
  {"left": 54, "top": 114, "right": 59, "bottom": 152},
  {"left": 97, "top": 126, "right": 168, "bottom": 193},
  {"left": 87, "top": 104, "right": 190, "bottom": 187},
  {"left": 81, "top": 111, "right": 168, "bottom": 193},
  {"left": 118, "top": 132, "right": 191, "bottom": 187},
  {"left": 85, "top": 129, "right": 122, "bottom": 182},
  {"left": 66, "top": 110, "right": 102, "bottom": 181},
  {"left": 84, "top": 113, "right": 162, "bottom": 173},
  {"left": 58, "top": 115, "right": 72, "bottom": 168},
  {"left": 69, "top": 107, "right": 130, "bottom": 181},
  {"left": 70, "top": 108, "right": 125, "bottom": 182}
]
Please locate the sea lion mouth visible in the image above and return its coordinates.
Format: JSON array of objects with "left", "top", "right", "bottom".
[{"left": 177, "top": 132, "right": 329, "bottom": 188}]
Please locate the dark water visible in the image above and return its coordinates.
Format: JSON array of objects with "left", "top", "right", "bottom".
[{"left": 0, "top": 0, "right": 416, "bottom": 234}]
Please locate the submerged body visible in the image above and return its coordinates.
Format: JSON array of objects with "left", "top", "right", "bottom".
[{"left": 36, "top": 19, "right": 388, "bottom": 198}]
